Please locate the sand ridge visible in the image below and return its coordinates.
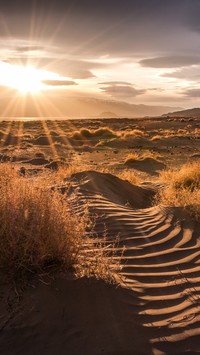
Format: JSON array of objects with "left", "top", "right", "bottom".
[
  {"left": 68, "top": 171, "right": 200, "bottom": 354},
  {"left": 0, "top": 171, "right": 200, "bottom": 354}
]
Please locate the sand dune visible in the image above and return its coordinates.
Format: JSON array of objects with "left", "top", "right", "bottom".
[
  {"left": 0, "top": 171, "right": 200, "bottom": 354},
  {"left": 69, "top": 171, "right": 200, "bottom": 354}
]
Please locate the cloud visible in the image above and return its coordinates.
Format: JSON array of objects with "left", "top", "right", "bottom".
[
  {"left": 139, "top": 56, "right": 200, "bottom": 68},
  {"left": 100, "top": 81, "right": 133, "bottom": 86},
  {"left": 1, "top": 1, "right": 199, "bottom": 57},
  {"left": 100, "top": 82, "right": 146, "bottom": 98},
  {"left": 41, "top": 59, "right": 98, "bottom": 79},
  {"left": 162, "top": 66, "right": 200, "bottom": 81},
  {"left": 42, "top": 80, "right": 77, "bottom": 86},
  {"left": 6, "top": 55, "right": 96, "bottom": 79},
  {"left": 182, "top": 88, "right": 200, "bottom": 97},
  {"left": 148, "top": 87, "right": 165, "bottom": 92}
]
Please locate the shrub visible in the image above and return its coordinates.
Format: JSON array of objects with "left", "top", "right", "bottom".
[
  {"left": 155, "top": 162, "right": 200, "bottom": 221},
  {"left": 0, "top": 164, "right": 121, "bottom": 282},
  {"left": 0, "top": 164, "right": 87, "bottom": 276},
  {"left": 117, "top": 170, "right": 141, "bottom": 185},
  {"left": 123, "top": 129, "right": 147, "bottom": 139},
  {"left": 125, "top": 151, "right": 160, "bottom": 164},
  {"left": 124, "top": 152, "right": 140, "bottom": 164},
  {"left": 71, "top": 127, "right": 118, "bottom": 141}
]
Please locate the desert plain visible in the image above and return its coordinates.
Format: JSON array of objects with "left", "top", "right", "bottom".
[{"left": 0, "top": 115, "right": 200, "bottom": 355}]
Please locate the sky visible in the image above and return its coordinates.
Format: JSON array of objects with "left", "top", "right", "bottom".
[{"left": 0, "top": 0, "right": 200, "bottom": 115}]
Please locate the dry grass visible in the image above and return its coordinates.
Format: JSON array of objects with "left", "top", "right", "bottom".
[
  {"left": 0, "top": 164, "right": 87, "bottom": 277},
  {"left": 125, "top": 151, "right": 161, "bottom": 164},
  {"left": 151, "top": 135, "right": 162, "bottom": 141},
  {"left": 0, "top": 164, "right": 121, "bottom": 282},
  {"left": 117, "top": 169, "right": 141, "bottom": 185},
  {"left": 70, "top": 127, "right": 118, "bottom": 141},
  {"left": 124, "top": 152, "right": 140, "bottom": 163},
  {"left": 156, "top": 162, "right": 200, "bottom": 220},
  {"left": 123, "top": 129, "right": 147, "bottom": 139},
  {"left": 77, "top": 234, "right": 122, "bottom": 283}
]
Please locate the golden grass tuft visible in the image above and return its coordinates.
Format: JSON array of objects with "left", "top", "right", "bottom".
[
  {"left": 151, "top": 135, "right": 162, "bottom": 141},
  {"left": 117, "top": 169, "right": 141, "bottom": 185},
  {"left": 0, "top": 164, "right": 121, "bottom": 282},
  {"left": 123, "top": 129, "right": 147, "bottom": 139},
  {"left": 159, "top": 162, "right": 200, "bottom": 191},
  {"left": 125, "top": 151, "right": 160, "bottom": 164},
  {"left": 71, "top": 127, "right": 118, "bottom": 141},
  {"left": 156, "top": 162, "right": 200, "bottom": 220},
  {"left": 124, "top": 152, "right": 140, "bottom": 164},
  {"left": 0, "top": 164, "right": 88, "bottom": 277}
]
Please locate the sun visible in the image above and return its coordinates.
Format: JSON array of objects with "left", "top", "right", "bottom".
[
  {"left": 8, "top": 66, "right": 44, "bottom": 93},
  {"left": 0, "top": 63, "right": 57, "bottom": 94}
]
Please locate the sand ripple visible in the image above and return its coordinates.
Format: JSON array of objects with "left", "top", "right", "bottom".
[{"left": 71, "top": 171, "right": 200, "bottom": 354}]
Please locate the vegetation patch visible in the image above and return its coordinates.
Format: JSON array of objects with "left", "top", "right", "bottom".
[
  {"left": 156, "top": 162, "right": 200, "bottom": 221},
  {"left": 125, "top": 151, "right": 161, "bottom": 164},
  {"left": 0, "top": 164, "right": 120, "bottom": 282},
  {"left": 70, "top": 127, "right": 118, "bottom": 142}
]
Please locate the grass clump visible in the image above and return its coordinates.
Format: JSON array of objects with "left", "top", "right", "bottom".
[
  {"left": 124, "top": 152, "right": 140, "bottom": 164},
  {"left": 0, "top": 164, "right": 88, "bottom": 277},
  {"left": 71, "top": 127, "right": 118, "bottom": 141},
  {"left": 125, "top": 151, "right": 160, "bottom": 164},
  {"left": 117, "top": 170, "right": 141, "bottom": 185},
  {"left": 159, "top": 162, "right": 200, "bottom": 191},
  {"left": 156, "top": 162, "right": 200, "bottom": 221},
  {"left": 123, "top": 129, "right": 147, "bottom": 139},
  {"left": 0, "top": 164, "right": 121, "bottom": 283}
]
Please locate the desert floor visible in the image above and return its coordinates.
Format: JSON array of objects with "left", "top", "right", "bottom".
[{"left": 0, "top": 116, "right": 200, "bottom": 355}]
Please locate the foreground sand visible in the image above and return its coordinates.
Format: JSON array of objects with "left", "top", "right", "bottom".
[{"left": 0, "top": 117, "right": 200, "bottom": 354}]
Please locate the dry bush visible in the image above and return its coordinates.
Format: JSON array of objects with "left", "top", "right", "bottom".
[
  {"left": 49, "top": 164, "right": 88, "bottom": 184},
  {"left": 124, "top": 152, "right": 140, "bottom": 163},
  {"left": 0, "top": 164, "right": 121, "bottom": 282},
  {"left": 117, "top": 170, "right": 141, "bottom": 185},
  {"left": 92, "top": 127, "right": 117, "bottom": 138},
  {"left": 76, "top": 233, "right": 123, "bottom": 283},
  {"left": 71, "top": 128, "right": 92, "bottom": 140},
  {"left": 0, "top": 164, "right": 88, "bottom": 277},
  {"left": 123, "top": 129, "right": 147, "bottom": 139},
  {"left": 70, "top": 127, "right": 118, "bottom": 141},
  {"left": 177, "top": 129, "right": 187, "bottom": 135},
  {"left": 156, "top": 162, "right": 200, "bottom": 220},
  {"left": 125, "top": 151, "right": 160, "bottom": 164},
  {"left": 194, "top": 128, "right": 200, "bottom": 136},
  {"left": 159, "top": 162, "right": 200, "bottom": 191},
  {"left": 151, "top": 135, "right": 162, "bottom": 141}
]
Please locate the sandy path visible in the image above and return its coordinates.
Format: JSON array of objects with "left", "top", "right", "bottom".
[{"left": 70, "top": 171, "right": 200, "bottom": 354}]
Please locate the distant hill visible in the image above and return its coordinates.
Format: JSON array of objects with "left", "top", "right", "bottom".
[
  {"left": 163, "top": 107, "right": 200, "bottom": 118},
  {"left": 0, "top": 94, "right": 181, "bottom": 118}
]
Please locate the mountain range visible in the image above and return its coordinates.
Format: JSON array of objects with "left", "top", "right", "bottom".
[{"left": 0, "top": 94, "right": 181, "bottom": 118}]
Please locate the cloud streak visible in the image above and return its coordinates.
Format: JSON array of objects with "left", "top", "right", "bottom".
[
  {"left": 100, "top": 82, "right": 146, "bottom": 99},
  {"left": 140, "top": 56, "right": 200, "bottom": 68},
  {"left": 162, "top": 66, "right": 200, "bottom": 82},
  {"left": 182, "top": 88, "right": 200, "bottom": 97},
  {"left": 42, "top": 79, "right": 77, "bottom": 86}
]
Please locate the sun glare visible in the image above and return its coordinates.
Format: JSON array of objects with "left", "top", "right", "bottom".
[{"left": 0, "top": 63, "right": 58, "bottom": 94}]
